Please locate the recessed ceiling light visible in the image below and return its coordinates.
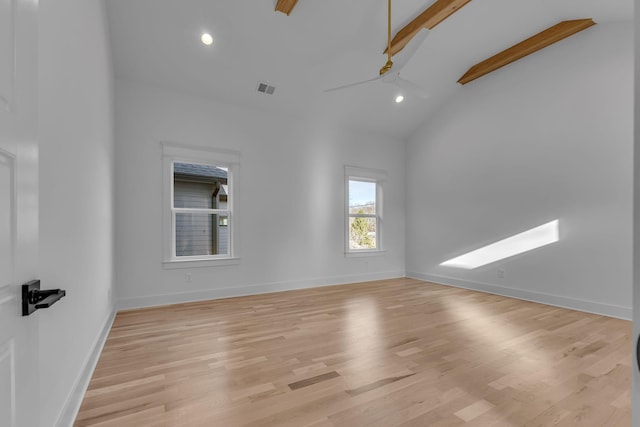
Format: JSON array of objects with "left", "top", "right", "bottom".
[
  {"left": 395, "top": 95, "right": 404, "bottom": 103},
  {"left": 201, "top": 33, "right": 213, "bottom": 46}
]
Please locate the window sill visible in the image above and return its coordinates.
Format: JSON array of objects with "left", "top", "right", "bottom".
[
  {"left": 163, "top": 257, "right": 240, "bottom": 269},
  {"left": 345, "top": 250, "right": 387, "bottom": 258}
]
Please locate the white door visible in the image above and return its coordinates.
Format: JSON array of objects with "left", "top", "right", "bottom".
[{"left": 0, "top": 0, "right": 39, "bottom": 426}]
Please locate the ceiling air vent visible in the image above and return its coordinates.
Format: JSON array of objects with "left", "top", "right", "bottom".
[{"left": 256, "top": 82, "right": 276, "bottom": 95}]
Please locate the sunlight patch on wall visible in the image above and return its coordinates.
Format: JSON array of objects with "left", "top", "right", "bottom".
[{"left": 440, "top": 220, "right": 559, "bottom": 270}]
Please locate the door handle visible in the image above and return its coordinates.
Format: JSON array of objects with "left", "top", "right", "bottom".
[
  {"left": 637, "top": 335, "right": 640, "bottom": 372},
  {"left": 22, "top": 280, "right": 66, "bottom": 316}
]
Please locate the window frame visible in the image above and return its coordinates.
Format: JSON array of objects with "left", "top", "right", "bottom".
[
  {"left": 345, "top": 165, "right": 386, "bottom": 257},
  {"left": 162, "top": 143, "right": 240, "bottom": 268}
]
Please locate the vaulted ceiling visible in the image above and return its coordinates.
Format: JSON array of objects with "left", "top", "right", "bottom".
[{"left": 105, "top": 0, "right": 632, "bottom": 140}]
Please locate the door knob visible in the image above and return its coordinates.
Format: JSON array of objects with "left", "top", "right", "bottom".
[
  {"left": 637, "top": 334, "right": 640, "bottom": 372},
  {"left": 22, "top": 280, "right": 66, "bottom": 316}
]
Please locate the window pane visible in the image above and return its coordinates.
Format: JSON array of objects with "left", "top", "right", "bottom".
[
  {"left": 175, "top": 213, "right": 229, "bottom": 256},
  {"left": 174, "top": 162, "right": 228, "bottom": 209},
  {"left": 349, "top": 180, "right": 376, "bottom": 214},
  {"left": 349, "top": 217, "right": 377, "bottom": 250}
]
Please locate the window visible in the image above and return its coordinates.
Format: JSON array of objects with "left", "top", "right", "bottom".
[
  {"left": 173, "top": 162, "right": 229, "bottom": 257},
  {"left": 345, "top": 166, "right": 385, "bottom": 255},
  {"left": 163, "top": 144, "right": 240, "bottom": 267}
]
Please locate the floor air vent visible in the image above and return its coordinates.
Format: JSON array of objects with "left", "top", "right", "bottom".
[{"left": 256, "top": 82, "right": 276, "bottom": 95}]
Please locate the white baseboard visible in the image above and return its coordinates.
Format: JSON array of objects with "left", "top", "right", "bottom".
[
  {"left": 118, "top": 271, "right": 405, "bottom": 311},
  {"left": 407, "top": 272, "right": 632, "bottom": 320},
  {"left": 55, "top": 307, "right": 117, "bottom": 427}
]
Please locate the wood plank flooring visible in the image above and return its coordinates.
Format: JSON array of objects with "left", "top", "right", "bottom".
[{"left": 74, "top": 278, "right": 631, "bottom": 426}]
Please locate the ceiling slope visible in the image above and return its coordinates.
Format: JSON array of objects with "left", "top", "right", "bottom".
[{"left": 104, "top": 0, "right": 632, "bottom": 140}]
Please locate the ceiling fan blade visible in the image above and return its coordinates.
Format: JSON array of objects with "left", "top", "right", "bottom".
[
  {"left": 390, "top": 28, "right": 430, "bottom": 73},
  {"left": 324, "top": 75, "right": 383, "bottom": 93},
  {"left": 394, "top": 77, "right": 429, "bottom": 99}
]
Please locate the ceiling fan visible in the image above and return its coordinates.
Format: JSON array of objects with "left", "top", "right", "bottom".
[{"left": 324, "top": 0, "right": 430, "bottom": 99}]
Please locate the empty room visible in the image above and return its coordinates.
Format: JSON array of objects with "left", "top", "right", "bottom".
[{"left": 1, "top": 0, "right": 637, "bottom": 426}]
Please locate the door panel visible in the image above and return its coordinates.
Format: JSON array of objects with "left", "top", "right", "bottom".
[
  {"left": 0, "top": 339, "right": 15, "bottom": 427},
  {"left": 0, "top": 147, "right": 38, "bottom": 427},
  {"left": 0, "top": 150, "right": 17, "bottom": 427},
  {"left": 0, "top": 0, "right": 39, "bottom": 426},
  {"left": 0, "top": 152, "right": 13, "bottom": 288},
  {"left": 0, "top": 0, "right": 15, "bottom": 110}
]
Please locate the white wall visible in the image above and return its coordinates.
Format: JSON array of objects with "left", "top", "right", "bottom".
[
  {"left": 406, "top": 22, "right": 633, "bottom": 319},
  {"left": 114, "top": 79, "right": 406, "bottom": 309},
  {"left": 38, "top": 0, "right": 115, "bottom": 425}
]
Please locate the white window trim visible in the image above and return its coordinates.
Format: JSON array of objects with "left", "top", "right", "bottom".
[
  {"left": 162, "top": 142, "right": 241, "bottom": 268},
  {"left": 345, "top": 165, "right": 386, "bottom": 257}
]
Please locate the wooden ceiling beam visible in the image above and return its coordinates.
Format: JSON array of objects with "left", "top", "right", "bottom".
[
  {"left": 458, "top": 19, "right": 596, "bottom": 85},
  {"left": 385, "top": 0, "right": 471, "bottom": 56},
  {"left": 275, "top": 0, "right": 299, "bottom": 16}
]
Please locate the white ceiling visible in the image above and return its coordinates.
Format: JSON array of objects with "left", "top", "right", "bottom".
[{"left": 105, "top": 0, "right": 632, "bottom": 140}]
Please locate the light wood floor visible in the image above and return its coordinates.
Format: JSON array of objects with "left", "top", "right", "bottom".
[{"left": 75, "top": 278, "right": 631, "bottom": 426}]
